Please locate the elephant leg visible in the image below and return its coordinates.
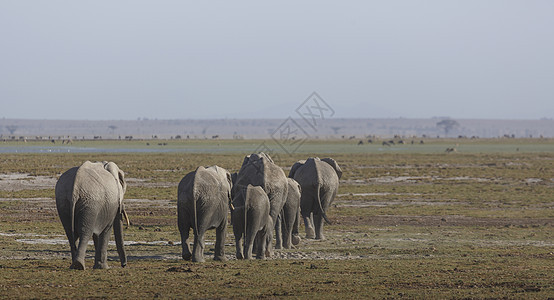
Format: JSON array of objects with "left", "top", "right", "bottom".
[
  {"left": 282, "top": 209, "right": 296, "bottom": 249},
  {"left": 71, "top": 231, "right": 91, "bottom": 270},
  {"left": 214, "top": 220, "right": 227, "bottom": 261},
  {"left": 93, "top": 228, "right": 111, "bottom": 269},
  {"left": 113, "top": 216, "right": 127, "bottom": 267},
  {"left": 313, "top": 212, "right": 325, "bottom": 240},
  {"left": 291, "top": 210, "right": 301, "bottom": 246},
  {"left": 62, "top": 224, "right": 78, "bottom": 262},
  {"left": 274, "top": 213, "right": 283, "bottom": 249},
  {"left": 191, "top": 230, "right": 206, "bottom": 263},
  {"left": 232, "top": 210, "right": 244, "bottom": 259},
  {"left": 233, "top": 228, "right": 244, "bottom": 259},
  {"left": 244, "top": 225, "right": 255, "bottom": 260},
  {"left": 178, "top": 218, "right": 192, "bottom": 261},
  {"left": 266, "top": 218, "right": 274, "bottom": 258},
  {"left": 255, "top": 231, "right": 266, "bottom": 259},
  {"left": 303, "top": 213, "right": 316, "bottom": 239}
]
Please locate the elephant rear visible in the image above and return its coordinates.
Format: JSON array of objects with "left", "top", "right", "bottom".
[
  {"left": 177, "top": 166, "right": 232, "bottom": 262},
  {"left": 55, "top": 161, "right": 128, "bottom": 270}
]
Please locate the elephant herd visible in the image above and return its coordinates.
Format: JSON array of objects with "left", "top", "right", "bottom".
[{"left": 54, "top": 153, "right": 342, "bottom": 269}]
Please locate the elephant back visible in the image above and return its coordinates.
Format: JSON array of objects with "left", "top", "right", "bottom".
[
  {"left": 235, "top": 152, "right": 288, "bottom": 221},
  {"left": 74, "top": 161, "right": 119, "bottom": 200},
  {"left": 192, "top": 166, "right": 229, "bottom": 201}
]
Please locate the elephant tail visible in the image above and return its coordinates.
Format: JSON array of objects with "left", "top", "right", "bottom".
[
  {"left": 70, "top": 182, "right": 79, "bottom": 252},
  {"left": 244, "top": 187, "right": 249, "bottom": 244},
  {"left": 193, "top": 193, "right": 199, "bottom": 238},
  {"left": 316, "top": 185, "right": 332, "bottom": 225}
]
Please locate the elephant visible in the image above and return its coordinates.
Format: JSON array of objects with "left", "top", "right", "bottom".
[
  {"left": 232, "top": 152, "right": 288, "bottom": 256},
  {"left": 177, "top": 165, "right": 232, "bottom": 262},
  {"left": 289, "top": 157, "right": 342, "bottom": 240},
  {"left": 55, "top": 161, "right": 129, "bottom": 270},
  {"left": 231, "top": 184, "right": 272, "bottom": 259},
  {"left": 275, "top": 178, "right": 301, "bottom": 249}
]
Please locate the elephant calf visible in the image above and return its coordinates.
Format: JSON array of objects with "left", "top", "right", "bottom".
[
  {"left": 177, "top": 165, "right": 232, "bottom": 262},
  {"left": 275, "top": 178, "right": 301, "bottom": 249},
  {"left": 55, "top": 161, "right": 129, "bottom": 270},
  {"left": 231, "top": 184, "right": 272, "bottom": 259}
]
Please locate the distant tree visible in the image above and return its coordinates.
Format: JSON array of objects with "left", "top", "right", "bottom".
[
  {"left": 6, "top": 125, "right": 18, "bottom": 135},
  {"left": 108, "top": 125, "right": 117, "bottom": 134},
  {"left": 436, "top": 119, "right": 459, "bottom": 137},
  {"left": 331, "top": 126, "right": 342, "bottom": 134}
]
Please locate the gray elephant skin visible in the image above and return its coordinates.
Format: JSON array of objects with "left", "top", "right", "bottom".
[
  {"left": 177, "top": 165, "right": 232, "bottom": 262},
  {"left": 232, "top": 153, "right": 288, "bottom": 255},
  {"left": 55, "top": 161, "right": 128, "bottom": 270},
  {"left": 276, "top": 178, "right": 301, "bottom": 249},
  {"left": 289, "top": 157, "right": 342, "bottom": 240},
  {"left": 231, "top": 184, "right": 272, "bottom": 259}
]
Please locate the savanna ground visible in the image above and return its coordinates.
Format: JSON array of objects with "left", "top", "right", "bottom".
[{"left": 0, "top": 139, "right": 553, "bottom": 299}]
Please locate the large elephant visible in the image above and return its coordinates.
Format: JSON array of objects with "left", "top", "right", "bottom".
[
  {"left": 232, "top": 152, "right": 288, "bottom": 256},
  {"left": 177, "top": 165, "right": 232, "bottom": 262},
  {"left": 55, "top": 161, "right": 129, "bottom": 270},
  {"left": 231, "top": 184, "right": 272, "bottom": 259},
  {"left": 289, "top": 157, "right": 342, "bottom": 240},
  {"left": 275, "top": 178, "right": 301, "bottom": 249}
]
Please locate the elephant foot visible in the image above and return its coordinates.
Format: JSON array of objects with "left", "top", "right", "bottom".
[
  {"left": 70, "top": 260, "right": 85, "bottom": 270},
  {"left": 292, "top": 235, "right": 301, "bottom": 245},
  {"left": 275, "top": 243, "right": 282, "bottom": 250},
  {"left": 191, "top": 256, "right": 205, "bottom": 263},
  {"left": 214, "top": 255, "right": 227, "bottom": 262},
  {"left": 236, "top": 252, "right": 244, "bottom": 260},
  {"left": 93, "top": 262, "right": 109, "bottom": 269},
  {"left": 182, "top": 253, "right": 192, "bottom": 261},
  {"left": 120, "top": 261, "right": 127, "bottom": 268},
  {"left": 305, "top": 228, "right": 316, "bottom": 239},
  {"left": 315, "top": 234, "right": 326, "bottom": 241}
]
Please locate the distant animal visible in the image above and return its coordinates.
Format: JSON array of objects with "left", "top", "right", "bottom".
[
  {"left": 445, "top": 147, "right": 457, "bottom": 153},
  {"left": 177, "top": 165, "right": 232, "bottom": 262},
  {"left": 55, "top": 161, "right": 129, "bottom": 270},
  {"left": 358, "top": 140, "right": 363, "bottom": 145},
  {"left": 382, "top": 141, "right": 391, "bottom": 146}
]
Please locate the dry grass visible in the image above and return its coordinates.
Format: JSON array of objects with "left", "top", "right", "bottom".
[{"left": 0, "top": 139, "right": 552, "bottom": 298}]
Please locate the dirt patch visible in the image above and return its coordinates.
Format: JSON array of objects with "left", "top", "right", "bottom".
[
  {"left": 0, "top": 173, "right": 57, "bottom": 191},
  {"left": 332, "top": 215, "right": 554, "bottom": 227}
]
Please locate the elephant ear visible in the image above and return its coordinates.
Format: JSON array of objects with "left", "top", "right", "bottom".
[
  {"left": 225, "top": 170, "right": 233, "bottom": 191},
  {"left": 258, "top": 152, "right": 274, "bottom": 164},
  {"left": 288, "top": 160, "right": 305, "bottom": 178},
  {"left": 321, "top": 158, "right": 342, "bottom": 179},
  {"left": 231, "top": 172, "right": 238, "bottom": 185},
  {"left": 296, "top": 179, "right": 301, "bottom": 194},
  {"left": 241, "top": 155, "right": 252, "bottom": 168},
  {"left": 104, "top": 162, "right": 127, "bottom": 204}
]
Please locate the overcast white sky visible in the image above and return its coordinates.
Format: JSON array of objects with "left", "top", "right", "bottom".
[{"left": 1, "top": 1, "right": 553, "bottom": 120}]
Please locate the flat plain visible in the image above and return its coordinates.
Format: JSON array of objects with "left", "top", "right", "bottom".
[{"left": 0, "top": 138, "right": 553, "bottom": 298}]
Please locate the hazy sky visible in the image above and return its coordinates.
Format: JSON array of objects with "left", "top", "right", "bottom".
[{"left": 1, "top": 1, "right": 553, "bottom": 120}]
